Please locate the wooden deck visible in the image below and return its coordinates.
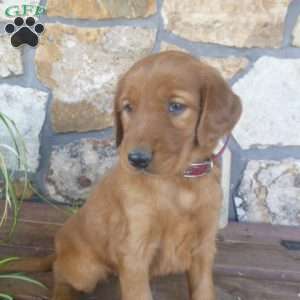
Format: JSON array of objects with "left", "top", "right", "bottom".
[{"left": 0, "top": 202, "right": 300, "bottom": 300}]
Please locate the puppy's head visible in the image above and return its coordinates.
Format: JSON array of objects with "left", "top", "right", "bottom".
[{"left": 114, "top": 51, "right": 241, "bottom": 176}]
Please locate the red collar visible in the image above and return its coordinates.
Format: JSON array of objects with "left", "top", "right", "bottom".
[{"left": 183, "top": 136, "right": 230, "bottom": 178}]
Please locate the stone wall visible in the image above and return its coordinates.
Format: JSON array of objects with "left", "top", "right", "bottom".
[{"left": 0, "top": 0, "right": 300, "bottom": 225}]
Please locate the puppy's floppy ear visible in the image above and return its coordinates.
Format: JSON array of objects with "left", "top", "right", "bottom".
[
  {"left": 196, "top": 67, "right": 242, "bottom": 150},
  {"left": 114, "top": 81, "right": 124, "bottom": 148}
]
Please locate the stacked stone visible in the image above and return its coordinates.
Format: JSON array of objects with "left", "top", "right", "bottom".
[{"left": 0, "top": 0, "right": 299, "bottom": 225}]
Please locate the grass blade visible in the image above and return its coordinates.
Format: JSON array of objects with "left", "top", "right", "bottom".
[
  {"left": 0, "top": 274, "right": 47, "bottom": 289},
  {"left": 0, "top": 153, "right": 11, "bottom": 228},
  {"left": 0, "top": 293, "right": 14, "bottom": 300},
  {"left": 0, "top": 257, "right": 19, "bottom": 267}
]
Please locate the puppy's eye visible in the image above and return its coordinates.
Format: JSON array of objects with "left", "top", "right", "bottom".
[
  {"left": 122, "top": 103, "right": 133, "bottom": 113},
  {"left": 168, "top": 102, "right": 186, "bottom": 115}
]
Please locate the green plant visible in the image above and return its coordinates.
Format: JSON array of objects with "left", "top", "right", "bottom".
[
  {"left": 0, "top": 112, "right": 28, "bottom": 236},
  {"left": 0, "top": 112, "right": 46, "bottom": 299},
  {"left": 0, "top": 111, "right": 76, "bottom": 299}
]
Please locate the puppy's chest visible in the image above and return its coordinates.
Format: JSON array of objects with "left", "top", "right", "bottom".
[
  {"left": 125, "top": 179, "right": 210, "bottom": 276},
  {"left": 153, "top": 189, "right": 200, "bottom": 274},
  {"left": 150, "top": 212, "right": 200, "bottom": 276}
]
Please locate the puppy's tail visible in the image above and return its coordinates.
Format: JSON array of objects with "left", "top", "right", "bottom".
[{"left": 0, "top": 254, "right": 55, "bottom": 273}]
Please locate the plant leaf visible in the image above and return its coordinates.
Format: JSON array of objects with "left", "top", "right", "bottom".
[
  {"left": 0, "top": 273, "right": 47, "bottom": 289},
  {"left": 0, "top": 257, "right": 19, "bottom": 267},
  {"left": 0, "top": 293, "right": 14, "bottom": 300}
]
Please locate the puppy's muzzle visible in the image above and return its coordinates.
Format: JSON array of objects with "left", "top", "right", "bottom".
[{"left": 128, "top": 149, "right": 152, "bottom": 169}]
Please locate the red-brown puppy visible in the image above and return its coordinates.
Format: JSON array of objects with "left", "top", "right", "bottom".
[{"left": 2, "top": 51, "right": 242, "bottom": 300}]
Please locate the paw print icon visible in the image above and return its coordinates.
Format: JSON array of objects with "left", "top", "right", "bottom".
[{"left": 5, "top": 16, "right": 45, "bottom": 47}]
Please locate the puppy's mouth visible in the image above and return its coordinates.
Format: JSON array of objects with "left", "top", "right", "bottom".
[
  {"left": 126, "top": 164, "right": 166, "bottom": 177},
  {"left": 120, "top": 159, "right": 154, "bottom": 176},
  {"left": 124, "top": 152, "right": 180, "bottom": 177}
]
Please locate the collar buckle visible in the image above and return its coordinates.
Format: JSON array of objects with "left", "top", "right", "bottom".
[
  {"left": 183, "top": 136, "right": 230, "bottom": 179},
  {"left": 183, "top": 159, "right": 214, "bottom": 178}
]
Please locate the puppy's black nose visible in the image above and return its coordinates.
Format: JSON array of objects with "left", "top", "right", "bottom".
[{"left": 128, "top": 149, "right": 152, "bottom": 169}]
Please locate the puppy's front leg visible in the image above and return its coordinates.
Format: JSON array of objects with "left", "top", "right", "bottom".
[
  {"left": 187, "top": 242, "right": 216, "bottom": 300},
  {"left": 120, "top": 262, "right": 153, "bottom": 300}
]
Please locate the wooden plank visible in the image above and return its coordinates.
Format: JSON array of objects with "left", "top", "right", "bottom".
[
  {"left": 216, "top": 275, "right": 300, "bottom": 300},
  {"left": 0, "top": 221, "right": 57, "bottom": 249},
  {"left": 216, "top": 222, "right": 300, "bottom": 282},
  {"left": 0, "top": 245, "right": 52, "bottom": 257},
  {"left": 0, "top": 201, "right": 68, "bottom": 248},
  {"left": 2, "top": 272, "right": 299, "bottom": 300},
  {"left": 90, "top": 275, "right": 234, "bottom": 300},
  {"left": 94, "top": 275, "right": 300, "bottom": 300},
  {"left": 218, "top": 222, "right": 300, "bottom": 246},
  {"left": 0, "top": 272, "right": 233, "bottom": 300},
  {"left": 1, "top": 202, "right": 300, "bottom": 300},
  {"left": 1, "top": 201, "right": 69, "bottom": 224},
  {"left": 215, "top": 241, "right": 300, "bottom": 281}
]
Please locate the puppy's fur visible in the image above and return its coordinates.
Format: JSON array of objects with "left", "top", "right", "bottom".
[{"left": 2, "top": 51, "right": 241, "bottom": 300}]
